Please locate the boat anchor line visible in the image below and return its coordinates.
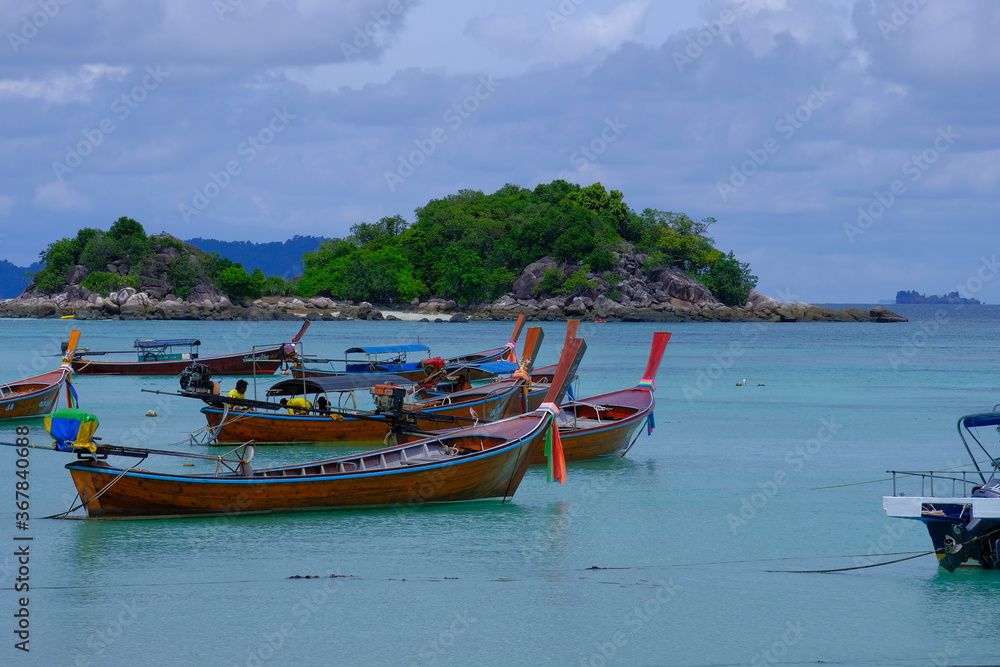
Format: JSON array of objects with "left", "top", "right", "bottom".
[
  {"left": 767, "top": 525, "right": 1000, "bottom": 574},
  {"left": 45, "top": 456, "right": 149, "bottom": 519}
]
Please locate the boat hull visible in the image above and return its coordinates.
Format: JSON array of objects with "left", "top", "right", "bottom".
[
  {"left": 529, "top": 387, "right": 654, "bottom": 465},
  {"left": 66, "top": 414, "right": 549, "bottom": 517},
  {"left": 71, "top": 346, "right": 287, "bottom": 376},
  {"left": 883, "top": 494, "right": 1000, "bottom": 570},
  {"left": 0, "top": 369, "right": 68, "bottom": 419},
  {"left": 202, "top": 380, "right": 524, "bottom": 444}
]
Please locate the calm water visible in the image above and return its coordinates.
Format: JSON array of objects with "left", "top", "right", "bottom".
[{"left": 1, "top": 307, "right": 999, "bottom": 666}]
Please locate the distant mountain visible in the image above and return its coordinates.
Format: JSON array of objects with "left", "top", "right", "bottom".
[
  {"left": 185, "top": 236, "right": 332, "bottom": 279},
  {"left": 0, "top": 260, "right": 43, "bottom": 299},
  {"left": 896, "top": 290, "right": 981, "bottom": 305}
]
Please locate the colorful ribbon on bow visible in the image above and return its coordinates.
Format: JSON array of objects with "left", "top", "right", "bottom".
[{"left": 538, "top": 401, "right": 566, "bottom": 484}]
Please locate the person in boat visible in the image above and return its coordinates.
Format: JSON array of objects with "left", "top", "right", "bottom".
[
  {"left": 286, "top": 396, "right": 312, "bottom": 414},
  {"left": 315, "top": 396, "right": 330, "bottom": 414},
  {"left": 228, "top": 379, "right": 249, "bottom": 400}
]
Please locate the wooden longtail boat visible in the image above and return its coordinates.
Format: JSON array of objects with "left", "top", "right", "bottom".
[
  {"left": 198, "top": 328, "right": 545, "bottom": 445},
  {"left": 1, "top": 331, "right": 81, "bottom": 420},
  {"left": 292, "top": 315, "right": 527, "bottom": 381},
  {"left": 69, "top": 323, "right": 309, "bottom": 376},
  {"left": 61, "top": 338, "right": 586, "bottom": 518},
  {"left": 528, "top": 331, "right": 670, "bottom": 465}
]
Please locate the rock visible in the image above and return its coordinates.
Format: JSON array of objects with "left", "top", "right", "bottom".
[
  {"left": 368, "top": 310, "right": 384, "bottom": 321},
  {"left": 67, "top": 264, "right": 88, "bottom": 286},
  {"left": 441, "top": 300, "right": 458, "bottom": 312},
  {"left": 745, "top": 290, "right": 779, "bottom": 310},
  {"left": 449, "top": 313, "right": 468, "bottom": 323},
  {"left": 869, "top": 306, "right": 908, "bottom": 323},
  {"left": 35, "top": 301, "right": 57, "bottom": 318},
  {"left": 358, "top": 301, "right": 373, "bottom": 315},
  {"left": 564, "top": 297, "right": 588, "bottom": 315},
  {"left": 512, "top": 258, "right": 559, "bottom": 300}
]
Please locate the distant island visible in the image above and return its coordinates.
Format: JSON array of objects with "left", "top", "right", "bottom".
[{"left": 896, "top": 290, "right": 981, "bottom": 305}]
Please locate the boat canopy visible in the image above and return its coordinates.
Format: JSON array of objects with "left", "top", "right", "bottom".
[
  {"left": 134, "top": 339, "right": 201, "bottom": 348},
  {"left": 344, "top": 344, "right": 430, "bottom": 355},
  {"left": 266, "top": 374, "right": 414, "bottom": 396},
  {"left": 451, "top": 360, "right": 518, "bottom": 375},
  {"left": 962, "top": 413, "right": 1000, "bottom": 429}
]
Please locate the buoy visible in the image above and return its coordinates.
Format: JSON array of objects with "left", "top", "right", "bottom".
[
  {"left": 182, "top": 463, "right": 194, "bottom": 467},
  {"left": 736, "top": 379, "right": 746, "bottom": 386},
  {"left": 145, "top": 410, "right": 157, "bottom": 417},
  {"left": 757, "top": 383, "right": 765, "bottom": 386}
]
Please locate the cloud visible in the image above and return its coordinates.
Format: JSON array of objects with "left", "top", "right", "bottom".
[
  {"left": 32, "top": 181, "right": 91, "bottom": 211},
  {"left": 465, "top": 0, "right": 653, "bottom": 64},
  {"left": 0, "top": 65, "right": 128, "bottom": 104},
  {"left": 4, "top": 0, "right": 418, "bottom": 71}
]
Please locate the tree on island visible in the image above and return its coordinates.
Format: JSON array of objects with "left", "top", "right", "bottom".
[
  {"left": 26, "top": 181, "right": 758, "bottom": 308},
  {"left": 298, "top": 181, "right": 757, "bottom": 306}
]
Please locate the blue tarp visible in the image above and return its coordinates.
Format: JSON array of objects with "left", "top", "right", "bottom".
[
  {"left": 134, "top": 339, "right": 201, "bottom": 348},
  {"left": 453, "top": 360, "right": 518, "bottom": 374},
  {"left": 344, "top": 344, "right": 430, "bottom": 355}
]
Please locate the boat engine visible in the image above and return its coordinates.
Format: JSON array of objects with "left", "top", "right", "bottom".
[
  {"left": 179, "top": 362, "right": 214, "bottom": 394},
  {"left": 372, "top": 383, "right": 406, "bottom": 413}
]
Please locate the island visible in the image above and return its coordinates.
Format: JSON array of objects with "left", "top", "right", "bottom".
[{"left": 896, "top": 290, "right": 981, "bottom": 305}]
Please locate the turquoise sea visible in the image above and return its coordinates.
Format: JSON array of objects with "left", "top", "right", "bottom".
[{"left": 1, "top": 306, "right": 999, "bottom": 666}]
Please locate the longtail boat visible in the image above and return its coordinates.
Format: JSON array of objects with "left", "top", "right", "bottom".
[
  {"left": 528, "top": 331, "right": 670, "bottom": 465},
  {"left": 195, "top": 328, "right": 545, "bottom": 445},
  {"left": 1, "top": 331, "right": 82, "bottom": 420},
  {"left": 69, "top": 322, "right": 309, "bottom": 376},
  {"left": 54, "top": 337, "right": 585, "bottom": 518},
  {"left": 292, "top": 315, "right": 527, "bottom": 381}
]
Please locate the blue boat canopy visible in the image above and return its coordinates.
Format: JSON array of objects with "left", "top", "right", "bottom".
[
  {"left": 344, "top": 344, "right": 430, "bottom": 355},
  {"left": 135, "top": 339, "right": 201, "bottom": 348},
  {"left": 451, "top": 360, "right": 518, "bottom": 375},
  {"left": 962, "top": 413, "right": 1000, "bottom": 428}
]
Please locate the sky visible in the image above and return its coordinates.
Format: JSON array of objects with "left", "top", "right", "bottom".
[{"left": 2, "top": 0, "right": 998, "bottom": 303}]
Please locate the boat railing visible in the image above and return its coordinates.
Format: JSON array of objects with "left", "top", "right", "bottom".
[{"left": 886, "top": 469, "right": 988, "bottom": 498}]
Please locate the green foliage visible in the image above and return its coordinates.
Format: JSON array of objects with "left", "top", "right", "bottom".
[
  {"left": 557, "top": 268, "right": 597, "bottom": 296},
  {"left": 701, "top": 251, "right": 758, "bottom": 307},
  {"left": 166, "top": 255, "right": 201, "bottom": 299},
  {"left": 637, "top": 209, "right": 723, "bottom": 274},
  {"left": 215, "top": 265, "right": 265, "bottom": 301},
  {"left": 341, "top": 246, "right": 426, "bottom": 303},
  {"left": 34, "top": 239, "right": 79, "bottom": 293},
  {"left": 262, "top": 275, "right": 296, "bottom": 297},
  {"left": 349, "top": 215, "right": 408, "bottom": 248},
  {"left": 80, "top": 271, "right": 140, "bottom": 296},
  {"left": 532, "top": 268, "right": 566, "bottom": 297},
  {"left": 585, "top": 248, "right": 616, "bottom": 272}
]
